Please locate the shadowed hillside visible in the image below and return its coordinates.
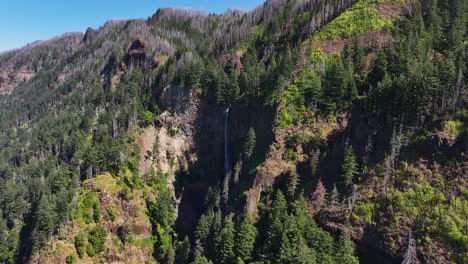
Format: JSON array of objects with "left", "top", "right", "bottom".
[{"left": 0, "top": 0, "right": 466, "bottom": 263}]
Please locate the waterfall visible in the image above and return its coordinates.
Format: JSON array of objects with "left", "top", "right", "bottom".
[
  {"left": 224, "top": 108, "right": 231, "bottom": 176},
  {"left": 222, "top": 108, "right": 231, "bottom": 205}
]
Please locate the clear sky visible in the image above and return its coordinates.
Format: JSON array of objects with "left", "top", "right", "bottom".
[{"left": 0, "top": 0, "right": 265, "bottom": 52}]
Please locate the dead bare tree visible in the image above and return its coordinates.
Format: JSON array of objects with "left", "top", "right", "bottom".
[
  {"left": 402, "top": 231, "right": 420, "bottom": 264},
  {"left": 310, "top": 179, "right": 326, "bottom": 213},
  {"left": 329, "top": 184, "right": 340, "bottom": 210},
  {"left": 383, "top": 119, "right": 405, "bottom": 194}
]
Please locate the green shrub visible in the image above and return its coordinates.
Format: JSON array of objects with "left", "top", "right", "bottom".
[
  {"left": 119, "top": 186, "right": 131, "bottom": 201},
  {"left": 74, "top": 232, "right": 87, "bottom": 258},
  {"left": 284, "top": 149, "right": 298, "bottom": 161},
  {"left": 88, "top": 225, "right": 107, "bottom": 254},
  {"left": 380, "top": 184, "right": 468, "bottom": 251},
  {"left": 92, "top": 203, "right": 101, "bottom": 222},
  {"left": 86, "top": 243, "right": 95, "bottom": 257},
  {"left": 108, "top": 208, "right": 116, "bottom": 222},
  {"left": 154, "top": 224, "right": 173, "bottom": 260},
  {"left": 75, "top": 191, "right": 100, "bottom": 224},
  {"left": 352, "top": 202, "right": 374, "bottom": 224},
  {"left": 277, "top": 83, "right": 307, "bottom": 127},
  {"left": 143, "top": 110, "right": 155, "bottom": 127},
  {"left": 446, "top": 120, "right": 465, "bottom": 139},
  {"left": 66, "top": 254, "right": 75, "bottom": 264},
  {"left": 118, "top": 220, "right": 134, "bottom": 244}
]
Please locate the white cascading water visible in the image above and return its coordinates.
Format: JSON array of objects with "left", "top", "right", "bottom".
[
  {"left": 222, "top": 108, "right": 231, "bottom": 205},
  {"left": 224, "top": 108, "right": 231, "bottom": 176}
]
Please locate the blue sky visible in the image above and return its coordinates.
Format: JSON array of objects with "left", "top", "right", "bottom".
[{"left": 0, "top": 0, "right": 265, "bottom": 52}]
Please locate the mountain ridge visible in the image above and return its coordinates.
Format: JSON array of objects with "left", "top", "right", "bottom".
[{"left": 0, "top": 0, "right": 466, "bottom": 263}]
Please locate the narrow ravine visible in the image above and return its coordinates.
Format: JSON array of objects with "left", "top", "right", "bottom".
[{"left": 222, "top": 108, "right": 232, "bottom": 205}]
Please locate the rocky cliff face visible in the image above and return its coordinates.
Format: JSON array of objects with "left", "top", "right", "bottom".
[
  {"left": 1, "top": 0, "right": 466, "bottom": 263},
  {"left": 0, "top": 33, "right": 83, "bottom": 95}
]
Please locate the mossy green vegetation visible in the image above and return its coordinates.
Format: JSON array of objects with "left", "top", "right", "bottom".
[
  {"left": 0, "top": 0, "right": 466, "bottom": 263},
  {"left": 74, "top": 191, "right": 100, "bottom": 225},
  {"left": 88, "top": 225, "right": 107, "bottom": 254},
  {"left": 377, "top": 177, "right": 468, "bottom": 262},
  {"left": 314, "top": 0, "right": 398, "bottom": 41},
  {"left": 352, "top": 201, "right": 375, "bottom": 225},
  {"left": 446, "top": 120, "right": 464, "bottom": 139},
  {"left": 444, "top": 111, "right": 468, "bottom": 139},
  {"left": 194, "top": 191, "right": 360, "bottom": 263},
  {"left": 278, "top": 52, "right": 356, "bottom": 127}
]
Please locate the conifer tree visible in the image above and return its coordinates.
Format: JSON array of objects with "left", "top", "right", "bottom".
[
  {"left": 214, "top": 217, "right": 235, "bottom": 264},
  {"left": 279, "top": 231, "right": 293, "bottom": 263},
  {"left": 308, "top": 225, "right": 335, "bottom": 264},
  {"left": 235, "top": 216, "right": 258, "bottom": 262},
  {"left": 286, "top": 170, "right": 300, "bottom": 199},
  {"left": 279, "top": 214, "right": 305, "bottom": 264},
  {"left": 293, "top": 238, "right": 317, "bottom": 264},
  {"left": 351, "top": 37, "right": 365, "bottom": 75},
  {"left": 341, "top": 146, "right": 358, "bottom": 190},
  {"left": 324, "top": 55, "right": 347, "bottom": 105},
  {"left": 194, "top": 213, "right": 213, "bottom": 257},
  {"left": 368, "top": 49, "right": 387, "bottom": 88},
  {"left": 31, "top": 196, "right": 56, "bottom": 250},
  {"left": 175, "top": 236, "right": 191, "bottom": 264},
  {"left": 402, "top": 231, "right": 420, "bottom": 264},
  {"left": 299, "top": 66, "right": 322, "bottom": 108},
  {"left": 335, "top": 229, "right": 359, "bottom": 264},
  {"left": 243, "top": 128, "right": 256, "bottom": 160},
  {"left": 311, "top": 180, "right": 326, "bottom": 213},
  {"left": 262, "top": 191, "right": 288, "bottom": 261},
  {"left": 281, "top": 47, "right": 294, "bottom": 77},
  {"left": 329, "top": 184, "right": 340, "bottom": 208},
  {"left": 294, "top": 195, "right": 311, "bottom": 232},
  {"left": 192, "top": 255, "right": 213, "bottom": 264}
]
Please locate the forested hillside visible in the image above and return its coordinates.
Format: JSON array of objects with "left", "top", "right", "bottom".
[{"left": 0, "top": 0, "right": 466, "bottom": 263}]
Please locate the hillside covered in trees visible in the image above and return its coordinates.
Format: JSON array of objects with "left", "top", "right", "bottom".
[{"left": 0, "top": 0, "right": 466, "bottom": 263}]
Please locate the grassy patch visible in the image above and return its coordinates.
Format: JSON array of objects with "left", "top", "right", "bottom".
[
  {"left": 90, "top": 173, "right": 119, "bottom": 193},
  {"left": 278, "top": 88, "right": 307, "bottom": 127},
  {"left": 131, "top": 237, "right": 156, "bottom": 251},
  {"left": 74, "top": 191, "right": 100, "bottom": 225},
  {"left": 238, "top": 26, "right": 265, "bottom": 51},
  {"left": 441, "top": 110, "right": 467, "bottom": 139},
  {"left": 313, "top": 0, "right": 396, "bottom": 41},
  {"left": 352, "top": 201, "right": 375, "bottom": 224},
  {"left": 445, "top": 120, "right": 465, "bottom": 140},
  {"left": 379, "top": 183, "right": 468, "bottom": 254}
]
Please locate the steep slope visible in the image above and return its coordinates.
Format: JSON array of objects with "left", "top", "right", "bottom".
[
  {"left": 236, "top": 0, "right": 467, "bottom": 263},
  {"left": 0, "top": 1, "right": 358, "bottom": 263},
  {"left": 0, "top": 33, "right": 83, "bottom": 95},
  {"left": 0, "top": 0, "right": 466, "bottom": 263}
]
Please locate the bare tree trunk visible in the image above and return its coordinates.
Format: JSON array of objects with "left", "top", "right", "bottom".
[{"left": 402, "top": 231, "right": 420, "bottom": 264}]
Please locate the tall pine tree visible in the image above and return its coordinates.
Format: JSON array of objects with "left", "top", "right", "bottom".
[
  {"left": 341, "top": 146, "right": 358, "bottom": 190},
  {"left": 214, "top": 217, "right": 235, "bottom": 264},
  {"left": 235, "top": 216, "right": 258, "bottom": 262},
  {"left": 335, "top": 229, "right": 359, "bottom": 264}
]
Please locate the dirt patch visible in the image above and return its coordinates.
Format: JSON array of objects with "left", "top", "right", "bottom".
[
  {"left": 314, "top": 28, "right": 392, "bottom": 55},
  {"left": 311, "top": 0, "right": 412, "bottom": 56},
  {"left": 377, "top": 1, "right": 411, "bottom": 18},
  {"left": 245, "top": 113, "right": 349, "bottom": 216},
  {"left": 32, "top": 174, "right": 155, "bottom": 264},
  {"left": 137, "top": 126, "right": 158, "bottom": 177},
  {"left": 106, "top": 245, "right": 152, "bottom": 264},
  {"left": 245, "top": 127, "right": 293, "bottom": 215},
  {"left": 153, "top": 124, "right": 190, "bottom": 175},
  {"left": 221, "top": 50, "right": 245, "bottom": 73},
  {"left": 0, "top": 66, "right": 35, "bottom": 95}
]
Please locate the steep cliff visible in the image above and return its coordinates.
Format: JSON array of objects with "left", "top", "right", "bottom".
[{"left": 0, "top": 0, "right": 466, "bottom": 263}]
